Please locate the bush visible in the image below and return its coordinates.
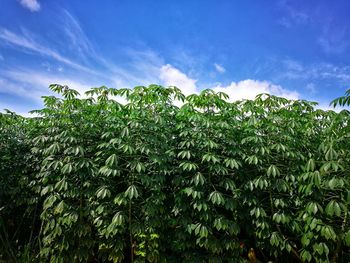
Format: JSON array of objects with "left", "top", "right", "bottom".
[{"left": 0, "top": 84, "right": 349, "bottom": 262}]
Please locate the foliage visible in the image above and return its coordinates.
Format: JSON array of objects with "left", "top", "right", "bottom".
[
  {"left": 0, "top": 110, "right": 39, "bottom": 261},
  {"left": 331, "top": 88, "right": 350, "bottom": 108},
  {"left": 1, "top": 85, "right": 350, "bottom": 262}
]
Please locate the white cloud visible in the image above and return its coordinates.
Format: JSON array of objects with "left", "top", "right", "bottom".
[
  {"left": 19, "top": 0, "right": 40, "bottom": 12},
  {"left": 214, "top": 63, "right": 226, "bottom": 73},
  {"left": 159, "top": 65, "right": 300, "bottom": 103},
  {"left": 212, "top": 79, "right": 299, "bottom": 102},
  {"left": 159, "top": 64, "right": 197, "bottom": 95}
]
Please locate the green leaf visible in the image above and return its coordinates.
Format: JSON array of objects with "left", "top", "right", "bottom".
[
  {"left": 41, "top": 185, "right": 53, "bottom": 196},
  {"left": 328, "top": 177, "right": 338, "bottom": 189},
  {"left": 334, "top": 201, "right": 341, "bottom": 216},
  {"left": 344, "top": 231, "right": 350, "bottom": 246},
  {"left": 121, "top": 127, "right": 129, "bottom": 137},
  {"left": 306, "top": 159, "right": 315, "bottom": 172},
  {"left": 54, "top": 200, "right": 65, "bottom": 214},
  {"left": 55, "top": 178, "right": 68, "bottom": 192},
  {"left": 224, "top": 158, "right": 240, "bottom": 169},
  {"left": 111, "top": 212, "right": 124, "bottom": 226},
  {"left": 135, "top": 162, "right": 145, "bottom": 173},
  {"left": 325, "top": 200, "right": 341, "bottom": 217},
  {"left": 106, "top": 154, "right": 118, "bottom": 167},
  {"left": 179, "top": 162, "right": 198, "bottom": 171},
  {"left": 307, "top": 202, "right": 318, "bottom": 215},
  {"left": 96, "top": 186, "right": 111, "bottom": 199},
  {"left": 177, "top": 150, "right": 191, "bottom": 160},
  {"left": 192, "top": 172, "right": 205, "bottom": 186},
  {"left": 301, "top": 234, "right": 310, "bottom": 247},
  {"left": 125, "top": 185, "right": 139, "bottom": 199},
  {"left": 209, "top": 191, "right": 224, "bottom": 206},
  {"left": 301, "top": 250, "right": 312, "bottom": 262},
  {"left": 270, "top": 232, "right": 278, "bottom": 246},
  {"left": 61, "top": 163, "right": 73, "bottom": 174},
  {"left": 199, "top": 225, "right": 208, "bottom": 238},
  {"left": 267, "top": 165, "right": 280, "bottom": 177},
  {"left": 43, "top": 195, "right": 57, "bottom": 210},
  {"left": 202, "top": 153, "right": 219, "bottom": 163},
  {"left": 74, "top": 146, "right": 84, "bottom": 156}
]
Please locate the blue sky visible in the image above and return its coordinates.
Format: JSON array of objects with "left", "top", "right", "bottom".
[{"left": 1, "top": 0, "right": 350, "bottom": 114}]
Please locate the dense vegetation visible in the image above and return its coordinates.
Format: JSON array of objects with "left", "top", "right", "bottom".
[{"left": 1, "top": 85, "right": 350, "bottom": 262}]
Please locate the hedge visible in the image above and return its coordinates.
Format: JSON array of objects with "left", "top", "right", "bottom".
[{"left": 0, "top": 84, "right": 350, "bottom": 262}]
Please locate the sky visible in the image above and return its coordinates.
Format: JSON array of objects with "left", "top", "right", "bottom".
[{"left": 1, "top": 0, "right": 350, "bottom": 115}]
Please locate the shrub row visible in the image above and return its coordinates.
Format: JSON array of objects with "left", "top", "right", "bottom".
[{"left": 1, "top": 85, "right": 350, "bottom": 262}]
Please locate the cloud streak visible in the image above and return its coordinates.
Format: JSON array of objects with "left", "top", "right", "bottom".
[
  {"left": 282, "top": 59, "right": 350, "bottom": 83},
  {"left": 60, "top": 9, "right": 99, "bottom": 62},
  {"left": 214, "top": 63, "right": 226, "bottom": 73},
  {"left": 19, "top": 0, "right": 40, "bottom": 12},
  {"left": 0, "top": 69, "right": 99, "bottom": 101},
  {"left": 277, "top": 1, "right": 350, "bottom": 55},
  {"left": 0, "top": 27, "right": 97, "bottom": 75},
  {"left": 277, "top": 0, "right": 309, "bottom": 28},
  {"left": 317, "top": 23, "right": 349, "bottom": 54}
]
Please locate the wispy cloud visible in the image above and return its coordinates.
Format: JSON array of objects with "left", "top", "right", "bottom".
[
  {"left": 0, "top": 9, "right": 193, "bottom": 97},
  {"left": 277, "top": 1, "right": 349, "bottom": 55},
  {"left": 0, "top": 69, "right": 96, "bottom": 98},
  {"left": 283, "top": 59, "right": 303, "bottom": 72},
  {"left": 317, "top": 22, "right": 349, "bottom": 54},
  {"left": 277, "top": 0, "right": 309, "bottom": 28},
  {"left": 19, "top": 0, "right": 40, "bottom": 12},
  {"left": 0, "top": 76, "right": 40, "bottom": 100},
  {"left": 0, "top": 49, "right": 165, "bottom": 100},
  {"left": 305, "top": 83, "right": 316, "bottom": 94},
  {"left": 0, "top": 27, "right": 97, "bottom": 75},
  {"left": 282, "top": 59, "right": 350, "bottom": 83},
  {"left": 60, "top": 9, "right": 98, "bottom": 62},
  {"left": 214, "top": 63, "right": 226, "bottom": 73}
]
